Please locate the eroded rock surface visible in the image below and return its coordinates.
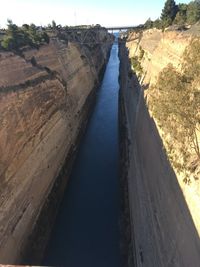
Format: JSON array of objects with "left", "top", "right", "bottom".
[
  {"left": 0, "top": 30, "right": 113, "bottom": 264},
  {"left": 126, "top": 28, "right": 192, "bottom": 85},
  {"left": 119, "top": 41, "right": 200, "bottom": 267},
  {"left": 126, "top": 27, "right": 200, "bottom": 238}
]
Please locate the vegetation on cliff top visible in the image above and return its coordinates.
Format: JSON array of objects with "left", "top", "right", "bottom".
[
  {"left": 161, "top": 0, "right": 178, "bottom": 25},
  {"left": 144, "top": 0, "right": 200, "bottom": 30},
  {"left": 0, "top": 20, "right": 49, "bottom": 51},
  {"left": 0, "top": 20, "right": 107, "bottom": 52},
  {"left": 148, "top": 39, "right": 200, "bottom": 184}
]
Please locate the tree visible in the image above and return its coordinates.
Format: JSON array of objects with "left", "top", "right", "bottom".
[
  {"left": 144, "top": 18, "right": 153, "bottom": 29},
  {"left": 174, "top": 3, "right": 188, "bottom": 25},
  {"left": 187, "top": 0, "right": 200, "bottom": 24},
  {"left": 6, "top": 19, "right": 18, "bottom": 36},
  {"left": 1, "top": 35, "right": 15, "bottom": 50},
  {"left": 22, "top": 24, "right": 29, "bottom": 31},
  {"left": 161, "top": 0, "right": 178, "bottom": 26},
  {"left": 52, "top": 20, "right": 57, "bottom": 30},
  {"left": 1, "top": 21, "right": 50, "bottom": 50},
  {"left": 1, "top": 19, "right": 19, "bottom": 49},
  {"left": 27, "top": 24, "right": 41, "bottom": 45},
  {"left": 41, "top": 31, "right": 49, "bottom": 44},
  {"left": 153, "top": 19, "right": 163, "bottom": 29}
]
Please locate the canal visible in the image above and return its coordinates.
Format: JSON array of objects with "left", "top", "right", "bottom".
[{"left": 44, "top": 43, "right": 120, "bottom": 267}]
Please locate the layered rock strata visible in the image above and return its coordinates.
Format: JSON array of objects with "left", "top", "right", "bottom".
[
  {"left": 119, "top": 41, "right": 200, "bottom": 267},
  {"left": 126, "top": 28, "right": 193, "bottom": 85},
  {"left": 0, "top": 29, "right": 113, "bottom": 264},
  {"left": 126, "top": 27, "right": 200, "bottom": 237}
]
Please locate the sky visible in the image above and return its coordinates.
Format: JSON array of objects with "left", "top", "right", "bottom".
[{"left": 0, "top": 0, "right": 191, "bottom": 28}]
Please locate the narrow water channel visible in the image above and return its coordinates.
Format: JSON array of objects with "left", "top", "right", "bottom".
[{"left": 44, "top": 43, "right": 120, "bottom": 267}]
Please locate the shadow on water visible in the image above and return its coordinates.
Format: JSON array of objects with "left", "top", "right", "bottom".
[{"left": 43, "top": 44, "right": 121, "bottom": 267}]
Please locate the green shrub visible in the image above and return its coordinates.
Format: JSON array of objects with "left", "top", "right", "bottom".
[
  {"left": 187, "top": 1, "right": 200, "bottom": 24},
  {"left": 1, "top": 35, "right": 15, "bottom": 49},
  {"left": 139, "top": 46, "right": 145, "bottom": 60},
  {"left": 0, "top": 20, "right": 50, "bottom": 51},
  {"left": 131, "top": 56, "right": 143, "bottom": 78},
  {"left": 131, "top": 56, "right": 143, "bottom": 74},
  {"left": 143, "top": 0, "right": 200, "bottom": 30}
]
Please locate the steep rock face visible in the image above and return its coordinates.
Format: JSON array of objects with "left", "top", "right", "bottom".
[
  {"left": 0, "top": 31, "right": 112, "bottom": 264},
  {"left": 126, "top": 28, "right": 200, "bottom": 237},
  {"left": 126, "top": 29, "right": 192, "bottom": 85},
  {"left": 119, "top": 42, "right": 200, "bottom": 267}
]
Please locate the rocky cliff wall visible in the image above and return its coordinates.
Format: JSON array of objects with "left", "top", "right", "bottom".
[
  {"left": 0, "top": 30, "right": 113, "bottom": 264},
  {"left": 119, "top": 42, "right": 200, "bottom": 267},
  {"left": 126, "top": 28, "right": 193, "bottom": 85},
  {"left": 126, "top": 28, "right": 200, "bottom": 238}
]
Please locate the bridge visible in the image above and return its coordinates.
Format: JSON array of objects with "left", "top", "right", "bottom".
[
  {"left": 57, "top": 25, "right": 143, "bottom": 45},
  {"left": 106, "top": 25, "right": 143, "bottom": 31}
]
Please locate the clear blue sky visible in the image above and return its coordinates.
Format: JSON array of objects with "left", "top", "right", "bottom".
[{"left": 0, "top": 0, "right": 191, "bottom": 27}]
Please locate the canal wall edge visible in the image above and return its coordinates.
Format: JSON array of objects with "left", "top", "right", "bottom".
[
  {"left": 118, "top": 41, "right": 200, "bottom": 267},
  {"left": 0, "top": 30, "right": 113, "bottom": 264}
]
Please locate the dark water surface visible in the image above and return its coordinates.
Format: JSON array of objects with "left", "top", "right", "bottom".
[{"left": 44, "top": 44, "right": 120, "bottom": 267}]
